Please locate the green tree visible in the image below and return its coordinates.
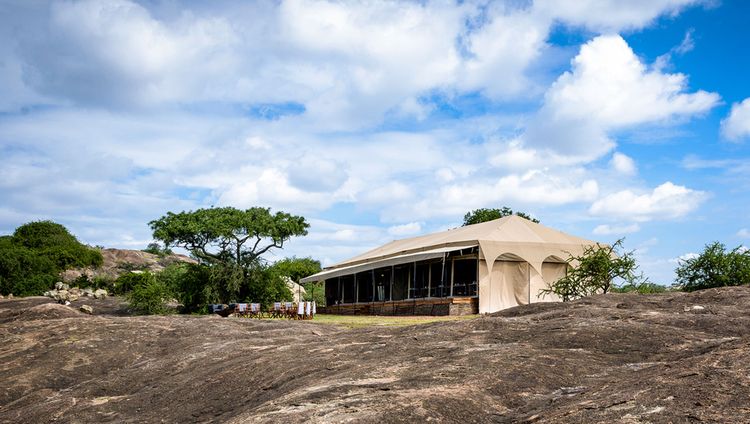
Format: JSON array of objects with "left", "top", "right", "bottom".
[
  {"left": 542, "top": 239, "right": 645, "bottom": 301},
  {"left": 11, "top": 221, "right": 103, "bottom": 270},
  {"left": 269, "top": 257, "right": 323, "bottom": 306},
  {"left": 142, "top": 242, "right": 173, "bottom": 257},
  {"left": 270, "top": 257, "right": 321, "bottom": 283},
  {"left": 0, "top": 221, "right": 102, "bottom": 296},
  {"left": 675, "top": 242, "right": 750, "bottom": 292},
  {"left": 463, "top": 207, "right": 540, "bottom": 226},
  {"left": 149, "top": 207, "right": 309, "bottom": 303},
  {"left": 246, "top": 265, "right": 293, "bottom": 308}
]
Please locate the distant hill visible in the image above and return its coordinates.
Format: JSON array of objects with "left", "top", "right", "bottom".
[{"left": 60, "top": 248, "right": 197, "bottom": 282}]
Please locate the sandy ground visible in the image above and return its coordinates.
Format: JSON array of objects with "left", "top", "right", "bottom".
[{"left": 2, "top": 288, "right": 750, "bottom": 423}]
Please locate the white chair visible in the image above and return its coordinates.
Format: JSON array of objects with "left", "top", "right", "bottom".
[{"left": 250, "top": 303, "right": 261, "bottom": 318}]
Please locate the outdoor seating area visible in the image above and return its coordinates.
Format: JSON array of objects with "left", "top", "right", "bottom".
[{"left": 209, "top": 301, "right": 317, "bottom": 320}]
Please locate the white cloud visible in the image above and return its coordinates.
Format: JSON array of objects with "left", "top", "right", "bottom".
[
  {"left": 524, "top": 35, "right": 719, "bottom": 161},
  {"left": 610, "top": 152, "right": 637, "bottom": 176},
  {"left": 670, "top": 252, "right": 699, "bottom": 264},
  {"left": 0, "top": 0, "right": 719, "bottom": 270},
  {"left": 589, "top": 181, "right": 707, "bottom": 222},
  {"left": 281, "top": 219, "right": 391, "bottom": 266},
  {"left": 2, "top": 1, "right": 708, "bottom": 130},
  {"left": 738, "top": 228, "right": 750, "bottom": 238},
  {"left": 654, "top": 28, "right": 695, "bottom": 71},
  {"left": 457, "top": 7, "right": 546, "bottom": 99},
  {"left": 387, "top": 222, "right": 423, "bottom": 237},
  {"left": 721, "top": 98, "right": 750, "bottom": 142},
  {"left": 593, "top": 223, "right": 641, "bottom": 235},
  {"left": 534, "top": 0, "right": 703, "bottom": 32},
  {"left": 380, "top": 170, "right": 599, "bottom": 222}
]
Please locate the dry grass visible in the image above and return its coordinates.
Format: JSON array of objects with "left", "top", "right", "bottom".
[{"left": 305, "top": 313, "right": 479, "bottom": 329}]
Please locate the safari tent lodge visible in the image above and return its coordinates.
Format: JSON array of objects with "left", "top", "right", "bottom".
[{"left": 300, "top": 216, "right": 598, "bottom": 315}]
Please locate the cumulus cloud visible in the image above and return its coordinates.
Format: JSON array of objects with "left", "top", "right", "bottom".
[
  {"left": 0, "top": 0, "right": 718, "bottom": 267},
  {"left": 387, "top": 222, "right": 423, "bottom": 237},
  {"left": 589, "top": 182, "right": 707, "bottom": 222},
  {"left": 721, "top": 98, "right": 750, "bottom": 142},
  {"left": 610, "top": 152, "right": 637, "bottom": 176},
  {"left": 533, "top": 0, "right": 703, "bottom": 32},
  {"left": 524, "top": 35, "right": 719, "bottom": 160},
  {"left": 2, "top": 1, "right": 708, "bottom": 127},
  {"left": 593, "top": 223, "right": 641, "bottom": 235},
  {"left": 738, "top": 228, "right": 750, "bottom": 238},
  {"left": 379, "top": 169, "right": 599, "bottom": 222}
]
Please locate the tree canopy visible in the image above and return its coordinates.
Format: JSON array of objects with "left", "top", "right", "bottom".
[
  {"left": 269, "top": 257, "right": 321, "bottom": 283},
  {"left": 541, "top": 239, "right": 644, "bottom": 301},
  {"left": 149, "top": 207, "right": 309, "bottom": 267},
  {"left": 149, "top": 207, "right": 309, "bottom": 304},
  {"left": 0, "top": 221, "right": 103, "bottom": 296},
  {"left": 675, "top": 242, "right": 750, "bottom": 292},
  {"left": 463, "top": 207, "right": 539, "bottom": 226}
]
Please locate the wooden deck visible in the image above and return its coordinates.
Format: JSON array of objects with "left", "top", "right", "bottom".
[{"left": 319, "top": 297, "right": 478, "bottom": 316}]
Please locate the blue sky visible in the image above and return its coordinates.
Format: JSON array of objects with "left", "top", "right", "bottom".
[{"left": 1, "top": 0, "right": 750, "bottom": 284}]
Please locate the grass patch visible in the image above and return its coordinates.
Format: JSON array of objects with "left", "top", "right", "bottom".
[{"left": 308, "top": 314, "right": 479, "bottom": 329}]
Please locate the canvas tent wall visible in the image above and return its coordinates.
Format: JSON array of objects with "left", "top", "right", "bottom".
[{"left": 301, "top": 216, "right": 597, "bottom": 314}]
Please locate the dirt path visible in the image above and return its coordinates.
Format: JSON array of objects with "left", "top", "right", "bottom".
[{"left": 2, "top": 288, "right": 750, "bottom": 422}]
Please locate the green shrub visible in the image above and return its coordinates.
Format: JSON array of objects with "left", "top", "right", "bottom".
[
  {"left": 676, "top": 242, "right": 750, "bottom": 291},
  {"left": 0, "top": 241, "right": 58, "bottom": 296},
  {"left": 612, "top": 282, "right": 667, "bottom": 294},
  {"left": 11, "top": 221, "right": 103, "bottom": 269},
  {"left": 170, "top": 263, "right": 212, "bottom": 313},
  {"left": 0, "top": 221, "right": 103, "bottom": 296},
  {"left": 541, "top": 239, "right": 645, "bottom": 301},
  {"left": 127, "top": 278, "right": 174, "bottom": 315},
  {"left": 91, "top": 275, "right": 115, "bottom": 291},
  {"left": 113, "top": 272, "right": 154, "bottom": 295}
]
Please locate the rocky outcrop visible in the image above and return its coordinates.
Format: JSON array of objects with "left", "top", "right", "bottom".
[
  {"left": 4, "top": 287, "right": 750, "bottom": 422},
  {"left": 44, "top": 282, "right": 108, "bottom": 303},
  {"left": 60, "top": 248, "right": 198, "bottom": 282}
]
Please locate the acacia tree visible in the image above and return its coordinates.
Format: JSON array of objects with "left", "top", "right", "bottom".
[
  {"left": 463, "top": 207, "right": 539, "bottom": 226},
  {"left": 675, "top": 242, "right": 750, "bottom": 291},
  {"left": 149, "top": 207, "right": 309, "bottom": 302},
  {"left": 541, "top": 239, "right": 645, "bottom": 301}
]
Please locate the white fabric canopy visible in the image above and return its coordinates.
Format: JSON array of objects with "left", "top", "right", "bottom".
[{"left": 301, "top": 216, "right": 597, "bottom": 313}]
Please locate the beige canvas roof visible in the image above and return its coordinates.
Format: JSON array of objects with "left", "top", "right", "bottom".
[{"left": 301, "top": 216, "right": 597, "bottom": 283}]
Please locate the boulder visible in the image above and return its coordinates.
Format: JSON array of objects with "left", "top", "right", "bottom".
[
  {"left": 68, "top": 294, "right": 80, "bottom": 302},
  {"left": 0, "top": 294, "right": 4, "bottom": 299},
  {"left": 82, "top": 288, "right": 94, "bottom": 297},
  {"left": 79, "top": 305, "right": 94, "bottom": 314},
  {"left": 8, "top": 294, "right": 13, "bottom": 299},
  {"left": 56, "top": 290, "right": 70, "bottom": 301},
  {"left": 55, "top": 282, "right": 70, "bottom": 291},
  {"left": 93, "top": 289, "right": 108, "bottom": 299}
]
